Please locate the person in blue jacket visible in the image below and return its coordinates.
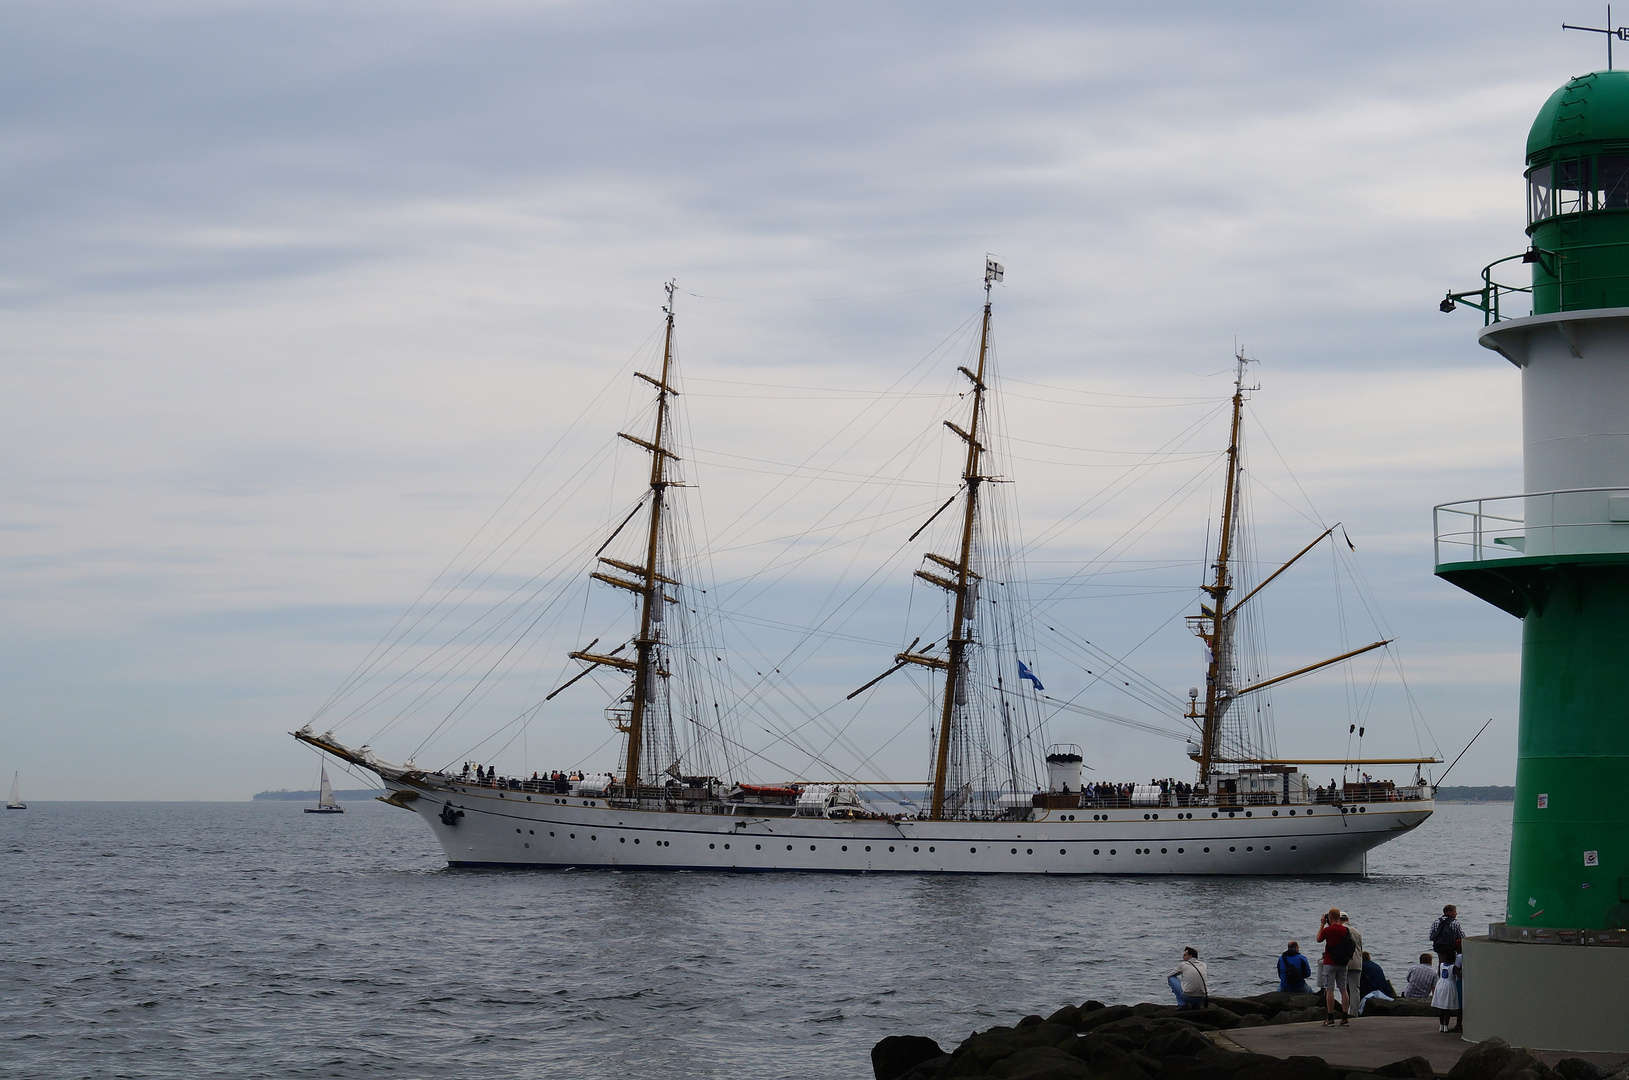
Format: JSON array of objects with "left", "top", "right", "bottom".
[{"left": 1277, "top": 940, "right": 1313, "bottom": 993}]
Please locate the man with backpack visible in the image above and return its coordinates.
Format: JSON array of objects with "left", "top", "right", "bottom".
[
  {"left": 1317, "top": 907, "right": 1357, "bottom": 1024},
  {"left": 1430, "top": 904, "right": 1464, "bottom": 963},
  {"left": 1277, "top": 941, "right": 1313, "bottom": 993}
]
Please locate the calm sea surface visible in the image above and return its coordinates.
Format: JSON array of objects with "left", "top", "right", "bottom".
[{"left": 1, "top": 801, "right": 1511, "bottom": 1080}]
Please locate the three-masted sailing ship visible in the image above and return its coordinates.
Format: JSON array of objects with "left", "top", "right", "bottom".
[{"left": 296, "top": 265, "right": 1435, "bottom": 874}]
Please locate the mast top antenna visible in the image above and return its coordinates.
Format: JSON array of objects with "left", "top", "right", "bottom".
[{"left": 1564, "top": 5, "right": 1627, "bottom": 69}]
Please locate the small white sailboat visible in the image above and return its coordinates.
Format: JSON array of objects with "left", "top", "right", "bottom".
[
  {"left": 6, "top": 772, "right": 24, "bottom": 810},
  {"left": 304, "top": 765, "right": 343, "bottom": 814}
]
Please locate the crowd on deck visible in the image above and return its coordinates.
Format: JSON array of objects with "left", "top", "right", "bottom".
[
  {"left": 456, "top": 763, "right": 589, "bottom": 793},
  {"left": 1165, "top": 902, "right": 1466, "bottom": 1033}
]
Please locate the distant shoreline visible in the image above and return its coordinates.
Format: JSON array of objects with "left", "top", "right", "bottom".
[
  {"left": 252, "top": 788, "right": 384, "bottom": 801},
  {"left": 1433, "top": 784, "right": 1514, "bottom": 803}
]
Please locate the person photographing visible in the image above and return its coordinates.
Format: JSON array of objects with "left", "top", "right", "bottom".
[{"left": 1316, "top": 907, "right": 1357, "bottom": 1025}]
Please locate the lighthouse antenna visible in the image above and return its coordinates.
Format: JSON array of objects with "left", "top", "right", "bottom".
[{"left": 1563, "top": 5, "right": 1627, "bottom": 69}]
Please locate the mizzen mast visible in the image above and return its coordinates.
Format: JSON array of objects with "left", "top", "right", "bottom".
[
  {"left": 902, "top": 259, "right": 1001, "bottom": 820},
  {"left": 567, "top": 281, "right": 681, "bottom": 797}
]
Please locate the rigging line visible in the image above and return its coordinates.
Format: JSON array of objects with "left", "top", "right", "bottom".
[
  {"left": 325, "top": 441, "right": 621, "bottom": 727},
  {"left": 1001, "top": 376, "right": 1220, "bottom": 403},
  {"left": 1246, "top": 412, "right": 1327, "bottom": 529},
  {"left": 311, "top": 334, "right": 653, "bottom": 724},
  {"left": 703, "top": 312, "right": 977, "bottom": 553},
  {"left": 1041, "top": 595, "right": 1199, "bottom": 715},
  {"left": 1041, "top": 697, "right": 1192, "bottom": 741},
  {"left": 997, "top": 283, "right": 1203, "bottom": 377},
  {"left": 678, "top": 278, "right": 971, "bottom": 303}
]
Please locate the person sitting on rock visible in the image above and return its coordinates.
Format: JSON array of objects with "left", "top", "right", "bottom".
[
  {"left": 1355, "top": 951, "right": 1397, "bottom": 1015},
  {"left": 1167, "top": 946, "right": 1209, "bottom": 1010},
  {"left": 1277, "top": 940, "right": 1312, "bottom": 993},
  {"left": 1404, "top": 953, "right": 1438, "bottom": 999}
]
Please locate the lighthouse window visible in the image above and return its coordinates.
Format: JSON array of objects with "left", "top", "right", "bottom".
[
  {"left": 1529, "top": 164, "right": 1553, "bottom": 223},
  {"left": 1597, "top": 155, "right": 1629, "bottom": 209},
  {"left": 1557, "top": 159, "right": 1587, "bottom": 215}
]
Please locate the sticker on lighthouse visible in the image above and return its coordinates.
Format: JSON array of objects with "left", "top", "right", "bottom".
[
  {"left": 1584, "top": 850, "right": 1600, "bottom": 867},
  {"left": 1537, "top": 794, "right": 1549, "bottom": 808}
]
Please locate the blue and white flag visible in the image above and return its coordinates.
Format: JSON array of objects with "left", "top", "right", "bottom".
[{"left": 1018, "top": 661, "right": 1044, "bottom": 691}]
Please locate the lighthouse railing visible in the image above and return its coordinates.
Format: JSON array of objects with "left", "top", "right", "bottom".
[{"left": 1435, "top": 487, "right": 1629, "bottom": 565}]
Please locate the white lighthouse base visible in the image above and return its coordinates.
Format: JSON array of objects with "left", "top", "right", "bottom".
[{"left": 1463, "top": 936, "right": 1629, "bottom": 1052}]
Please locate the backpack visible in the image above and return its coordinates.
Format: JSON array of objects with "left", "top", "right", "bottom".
[
  {"left": 1328, "top": 929, "right": 1357, "bottom": 966},
  {"left": 1430, "top": 917, "right": 1458, "bottom": 953}
]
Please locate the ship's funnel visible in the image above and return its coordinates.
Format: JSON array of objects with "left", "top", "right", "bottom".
[{"left": 1045, "top": 745, "right": 1083, "bottom": 793}]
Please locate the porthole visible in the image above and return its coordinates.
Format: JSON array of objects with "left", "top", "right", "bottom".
[
  {"left": 1212, "top": 812, "right": 1219, "bottom": 818},
  {"left": 889, "top": 846, "right": 896, "bottom": 852},
  {"left": 1245, "top": 811, "right": 1252, "bottom": 817},
  {"left": 634, "top": 838, "right": 640, "bottom": 844},
  {"left": 525, "top": 795, "right": 531, "bottom": 802},
  {"left": 1161, "top": 848, "right": 1167, "bottom": 854},
  {"left": 1246, "top": 845, "right": 1253, "bottom": 851},
  {"left": 755, "top": 844, "right": 762, "bottom": 850},
  {"left": 1143, "top": 813, "right": 1150, "bottom": 820},
  {"left": 970, "top": 847, "right": 977, "bottom": 854},
  {"left": 569, "top": 833, "right": 575, "bottom": 839},
  {"left": 1152, "top": 814, "right": 1159, "bottom": 820},
  {"left": 1229, "top": 811, "right": 1236, "bottom": 818},
  {"left": 1093, "top": 849, "right": 1100, "bottom": 855},
  {"left": 1177, "top": 848, "right": 1184, "bottom": 853},
  {"left": 865, "top": 845, "right": 872, "bottom": 852},
  {"left": 724, "top": 843, "right": 730, "bottom": 850},
  {"left": 591, "top": 835, "right": 597, "bottom": 841},
  {"left": 515, "top": 828, "right": 521, "bottom": 834},
  {"left": 1272, "top": 810, "right": 1279, "bottom": 817},
  {"left": 619, "top": 838, "right": 626, "bottom": 844},
  {"left": 787, "top": 845, "right": 793, "bottom": 851},
  {"left": 842, "top": 845, "right": 848, "bottom": 851},
  {"left": 1011, "top": 848, "right": 1018, "bottom": 854},
  {"left": 1027, "top": 848, "right": 1034, "bottom": 855},
  {"left": 810, "top": 845, "right": 816, "bottom": 851},
  {"left": 913, "top": 846, "right": 919, "bottom": 852},
  {"left": 929, "top": 846, "right": 935, "bottom": 853},
  {"left": 1060, "top": 848, "right": 1067, "bottom": 854},
  {"left": 524, "top": 843, "right": 528, "bottom": 848},
  {"left": 529, "top": 829, "right": 534, "bottom": 835},
  {"left": 1203, "top": 847, "right": 1210, "bottom": 852},
  {"left": 1229, "top": 846, "right": 1236, "bottom": 852},
  {"left": 1291, "top": 844, "right": 1298, "bottom": 850},
  {"left": 709, "top": 843, "right": 715, "bottom": 849},
  {"left": 550, "top": 831, "right": 555, "bottom": 837},
  {"left": 1264, "top": 845, "right": 1271, "bottom": 851},
  {"left": 1134, "top": 848, "right": 1142, "bottom": 854},
  {"left": 1360, "top": 807, "right": 1367, "bottom": 814}
]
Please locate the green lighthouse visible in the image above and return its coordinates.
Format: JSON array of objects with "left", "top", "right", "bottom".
[{"left": 1439, "top": 68, "right": 1629, "bottom": 1051}]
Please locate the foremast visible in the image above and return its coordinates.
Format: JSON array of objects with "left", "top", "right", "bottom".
[
  {"left": 566, "top": 281, "right": 681, "bottom": 796},
  {"left": 896, "top": 260, "right": 1000, "bottom": 820}
]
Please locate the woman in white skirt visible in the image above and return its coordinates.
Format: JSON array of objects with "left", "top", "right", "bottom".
[{"left": 1431, "top": 953, "right": 1463, "bottom": 1032}]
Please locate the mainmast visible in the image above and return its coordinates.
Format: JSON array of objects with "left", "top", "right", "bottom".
[
  {"left": 1192, "top": 350, "right": 1253, "bottom": 787},
  {"left": 566, "top": 281, "right": 680, "bottom": 797},
  {"left": 897, "top": 259, "right": 1001, "bottom": 819}
]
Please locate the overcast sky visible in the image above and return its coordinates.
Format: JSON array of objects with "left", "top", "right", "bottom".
[{"left": 1, "top": 2, "right": 1603, "bottom": 799}]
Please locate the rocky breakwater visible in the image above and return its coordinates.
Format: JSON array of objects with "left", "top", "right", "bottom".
[{"left": 870, "top": 994, "right": 1628, "bottom": 1080}]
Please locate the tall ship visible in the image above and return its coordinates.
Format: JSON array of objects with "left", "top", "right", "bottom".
[{"left": 296, "top": 265, "right": 1435, "bottom": 874}]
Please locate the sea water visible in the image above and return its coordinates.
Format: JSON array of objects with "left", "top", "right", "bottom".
[{"left": 0, "top": 801, "right": 1510, "bottom": 1079}]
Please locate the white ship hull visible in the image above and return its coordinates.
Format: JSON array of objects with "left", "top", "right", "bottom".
[{"left": 394, "top": 780, "right": 1431, "bottom": 876}]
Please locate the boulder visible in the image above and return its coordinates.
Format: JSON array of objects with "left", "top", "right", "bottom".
[
  {"left": 1078, "top": 1006, "right": 1140, "bottom": 1034},
  {"left": 1207, "top": 997, "right": 1273, "bottom": 1017},
  {"left": 1158, "top": 1053, "right": 1285, "bottom": 1080},
  {"left": 1251, "top": 992, "right": 1324, "bottom": 1012},
  {"left": 985, "top": 1046, "right": 1092, "bottom": 1080},
  {"left": 1232, "top": 1057, "right": 1342, "bottom": 1080},
  {"left": 1233, "top": 1015, "right": 1268, "bottom": 1029},
  {"left": 1018, "top": 1015, "right": 1047, "bottom": 1029},
  {"left": 1374, "top": 1057, "right": 1435, "bottom": 1079},
  {"left": 1554, "top": 1062, "right": 1607, "bottom": 1080},
  {"left": 1265, "top": 1008, "right": 1325, "bottom": 1026},
  {"left": 1450, "top": 1039, "right": 1519, "bottom": 1080},
  {"left": 1362, "top": 998, "right": 1436, "bottom": 1018},
  {"left": 1144, "top": 1027, "right": 1218, "bottom": 1060},
  {"left": 1175, "top": 1005, "right": 1244, "bottom": 1029},
  {"left": 874, "top": 1035, "right": 947, "bottom": 1080},
  {"left": 897, "top": 1056, "right": 953, "bottom": 1080}
]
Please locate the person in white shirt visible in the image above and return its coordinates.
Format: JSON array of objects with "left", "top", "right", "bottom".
[
  {"left": 1404, "top": 953, "right": 1438, "bottom": 999},
  {"left": 1168, "top": 946, "right": 1209, "bottom": 1010}
]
